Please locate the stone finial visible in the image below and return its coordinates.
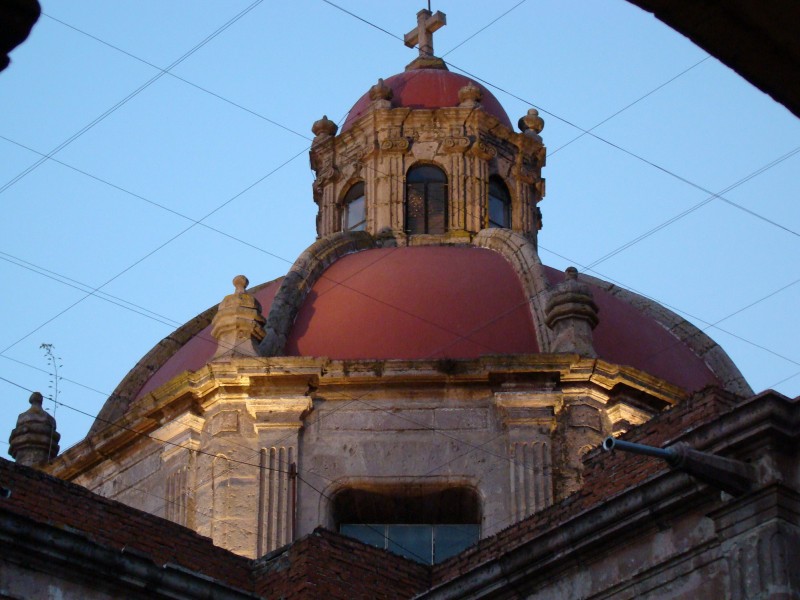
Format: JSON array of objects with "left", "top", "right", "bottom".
[
  {"left": 369, "top": 78, "right": 393, "bottom": 102},
  {"left": 233, "top": 274, "right": 248, "bottom": 293},
  {"left": 519, "top": 108, "right": 545, "bottom": 140},
  {"left": 210, "top": 275, "right": 266, "bottom": 360},
  {"left": 311, "top": 115, "right": 338, "bottom": 140},
  {"left": 544, "top": 267, "right": 599, "bottom": 357},
  {"left": 458, "top": 81, "right": 482, "bottom": 108},
  {"left": 8, "top": 391, "right": 60, "bottom": 467}
]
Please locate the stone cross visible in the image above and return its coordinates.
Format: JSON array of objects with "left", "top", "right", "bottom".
[{"left": 404, "top": 9, "right": 446, "bottom": 58}]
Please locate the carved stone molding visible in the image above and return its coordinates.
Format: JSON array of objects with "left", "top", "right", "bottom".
[
  {"left": 443, "top": 136, "right": 471, "bottom": 153},
  {"left": 470, "top": 140, "right": 497, "bottom": 160},
  {"left": 473, "top": 228, "right": 554, "bottom": 352},
  {"left": 260, "top": 231, "right": 377, "bottom": 356},
  {"left": 378, "top": 137, "right": 410, "bottom": 153}
]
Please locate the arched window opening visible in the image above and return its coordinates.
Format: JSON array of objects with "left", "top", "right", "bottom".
[
  {"left": 406, "top": 165, "right": 448, "bottom": 235},
  {"left": 342, "top": 181, "right": 366, "bottom": 231},
  {"left": 335, "top": 486, "right": 480, "bottom": 564},
  {"left": 488, "top": 176, "right": 511, "bottom": 229}
]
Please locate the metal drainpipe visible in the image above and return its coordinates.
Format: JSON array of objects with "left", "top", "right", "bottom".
[{"left": 602, "top": 436, "right": 757, "bottom": 497}]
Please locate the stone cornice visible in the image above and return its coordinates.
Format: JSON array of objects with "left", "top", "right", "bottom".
[
  {"left": 47, "top": 352, "right": 684, "bottom": 481},
  {"left": 423, "top": 391, "right": 799, "bottom": 599}
]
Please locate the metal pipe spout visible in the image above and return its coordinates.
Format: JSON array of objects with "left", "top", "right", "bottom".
[{"left": 602, "top": 436, "right": 757, "bottom": 497}]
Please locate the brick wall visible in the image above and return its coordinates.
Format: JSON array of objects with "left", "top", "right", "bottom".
[
  {"left": 254, "top": 528, "right": 430, "bottom": 599},
  {"left": 0, "top": 457, "right": 253, "bottom": 591}
]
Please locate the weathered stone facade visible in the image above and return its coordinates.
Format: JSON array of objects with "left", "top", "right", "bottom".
[
  {"left": 422, "top": 390, "right": 800, "bottom": 599},
  {"left": 38, "top": 26, "right": 750, "bottom": 562},
  {"left": 309, "top": 81, "right": 546, "bottom": 245},
  {"left": 47, "top": 346, "right": 695, "bottom": 558}
]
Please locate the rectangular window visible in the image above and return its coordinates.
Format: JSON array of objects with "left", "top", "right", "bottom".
[{"left": 340, "top": 523, "right": 479, "bottom": 564}]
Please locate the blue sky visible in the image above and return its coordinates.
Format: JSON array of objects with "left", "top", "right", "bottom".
[{"left": 1, "top": 0, "right": 799, "bottom": 452}]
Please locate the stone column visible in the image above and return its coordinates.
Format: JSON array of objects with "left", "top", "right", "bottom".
[
  {"left": 375, "top": 132, "right": 409, "bottom": 234},
  {"left": 158, "top": 414, "right": 203, "bottom": 528},
  {"left": 467, "top": 142, "right": 494, "bottom": 232},
  {"left": 310, "top": 115, "right": 339, "bottom": 237},
  {"left": 553, "top": 386, "right": 605, "bottom": 499}
]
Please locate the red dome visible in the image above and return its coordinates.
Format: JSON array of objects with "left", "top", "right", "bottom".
[
  {"left": 126, "top": 248, "right": 723, "bottom": 402},
  {"left": 286, "top": 246, "right": 538, "bottom": 359},
  {"left": 342, "top": 69, "right": 513, "bottom": 132},
  {"left": 95, "top": 246, "right": 733, "bottom": 436}
]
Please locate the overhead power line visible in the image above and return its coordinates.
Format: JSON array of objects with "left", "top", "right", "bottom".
[
  {"left": 318, "top": 0, "right": 798, "bottom": 244},
  {"left": 40, "top": 12, "right": 312, "bottom": 143},
  {"left": 0, "top": 0, "right": 266, "bottom": 198}
]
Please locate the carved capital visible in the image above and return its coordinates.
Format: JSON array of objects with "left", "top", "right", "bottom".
[
  {"left": 470, "top": 140, "right": 496, "bottom": 160},
  {"left": 379, "top": 137, "right": 411, "bottom": 153},
  {"left": 316, "top": 165, "right": 341, "bottom": 188},
  {"left": 443, "top": 136, "right": 471, "bottom": 153}
]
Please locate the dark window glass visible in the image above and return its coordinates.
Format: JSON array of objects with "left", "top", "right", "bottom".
[
  {"left": 388, "top": 525, "right": 432, "bottom": 562},
  {"left": 340, "top": 524, "right": 386, "bottom": 548},
  {"left": 342, "top": 182, "right": 366, "bottom": 231},
  {"left": 434, "top": 524, "right": 480, "bottom": 562},
  {"left": 339, "top": 523, "right": 479, "bottom": 564},
  {"left": 406, "top": 165, "right": 448, "bottom": 234},
  {"left": 335, "top": 487, "right": 480, "bottom": 564},
  {"left": 488, "top": 177, "right": 511, "bottom": 228}
]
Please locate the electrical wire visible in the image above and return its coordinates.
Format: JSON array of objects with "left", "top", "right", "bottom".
[
  {"left": 39, "top": 12, "right": 312, "bottom": 143},
  {"left": 0, "top": 145, "right": 308, "bottom": 356},
  {"left": 585, "top": 146, "right": 800, "bottom": 270},
  {"left": 9, "top": 1, "right": 790, "bottom": 374},
  {"left": 0, "top": 0, "right": 266, "bottom": 197},
  {"left": 4, "top": 0, "right": 797, "bottom": 518},
  {"left": 318, "top": 0, "right": 799, "bottom": 242},
  {"left": 2, "top": 0, "right": 797, "bottom": 568},
  {"left": 0, "top": 370, "right": 438, "bottom": 564},
  {"left": 547, "top": 56, "right": 712, "bottom": 158}
]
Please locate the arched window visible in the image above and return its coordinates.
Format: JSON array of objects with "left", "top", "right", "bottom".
[
  {"left": 488, "top": 176, "right": 511, "bottom": 228},
  {"left": 335, "top": 486, "right": 480, "bottom": 564},
  {"left": 406, "top": 165, "right": 447, "bottom": 235},
  {"left": 342, "top": 181, "right": 366, "bottom": 231}
]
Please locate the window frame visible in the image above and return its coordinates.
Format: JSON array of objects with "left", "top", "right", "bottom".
[
  {"left": 334, "top": 486, "right": 480, "bottom": 564},
  {"left": 405, "top": 164, "right": 448, "bottom": 235},
  {"left": 341, "top": 181, "right": 366, "bottom": 232},
  {"left": 488, "top": 176, "right": 511, "bottom": 229}
]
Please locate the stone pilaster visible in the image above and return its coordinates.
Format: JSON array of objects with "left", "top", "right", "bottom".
[
  {"left": 248, "top": 395, "right": 311, "bottom": 555},
  {"left": 495, "top": 391, "right": 557, "bottom": 520},
  {"left": 158, "top": 414, "right": 203, "bottom": 529},
  {"left": 554, "top": 384, "right": 607, "bottom": 499},
  {"left": 310, "top": 115, "right": 339, "bottom": 237}
]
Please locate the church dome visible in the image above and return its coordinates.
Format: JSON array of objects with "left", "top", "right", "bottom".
[
  {"left": 342, "top": 69, "right": 513, "bottom": 132},
  {"left": 90, "top": 241, "right": 749, "bottom": 436},
  {"left": 36, "top": 9, "right": 765, "bottom": 572}
]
